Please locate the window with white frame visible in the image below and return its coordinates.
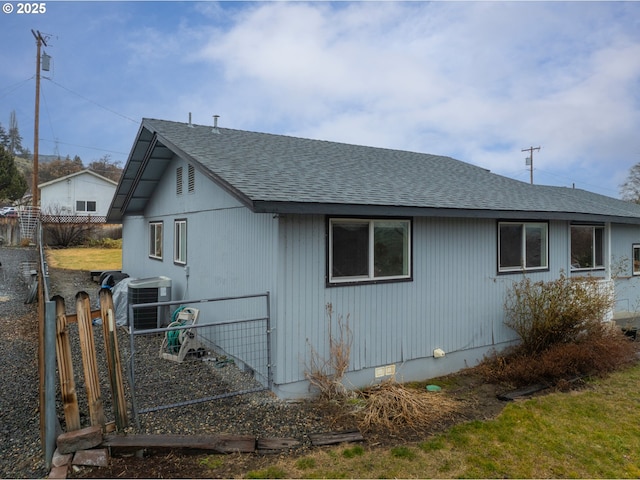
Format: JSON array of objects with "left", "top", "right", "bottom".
[
  {"left": 174, "top": 219, "right": 187, "bottom": 264},
  {"left": 149, "top": 221, "right": 163, "bottom": 260},
  {"left": 76, "top": 200, "right": 97, "bottom": 212},
  {"left": 633, "top": 244, "right": 640, "bottom": 276},
  {"left": 498, "top": 221, "right": 548, "bottom": 272},
  {"left": 328, "top": 218, "right": 411, "bottom": 284},
  {"left": 570, "top": 225, "right": 604, "bottom": 270}
]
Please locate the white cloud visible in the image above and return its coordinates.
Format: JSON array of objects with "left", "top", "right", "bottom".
[{"left": 3, "top": 1, "right": 639, "bottom": 197}]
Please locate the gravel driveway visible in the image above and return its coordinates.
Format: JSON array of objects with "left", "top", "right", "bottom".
[{"left": 0, "top": 246, "right": 47, "bottom": 479}]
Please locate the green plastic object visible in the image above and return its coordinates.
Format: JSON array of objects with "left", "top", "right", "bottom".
[{"left": 426, "top": 384, "right": 442, "bottom": 392}]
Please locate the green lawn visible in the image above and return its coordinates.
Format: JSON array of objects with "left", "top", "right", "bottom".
[{"left": 241, "top": 364, "right": 640, "bottom": 479}]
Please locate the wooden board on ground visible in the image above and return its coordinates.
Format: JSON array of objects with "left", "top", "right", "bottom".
[
  {"left": 308, "top": 430, "right": 364, "bottom": 446},
  {"left": 257, "top": 437, "right": 301, "bottom": 451},
  {"left": 497, "top": 383, "right": 548, "bottom": 401},
  {"left": 102, "top": 434, "right": 256, "bottom": 453}
]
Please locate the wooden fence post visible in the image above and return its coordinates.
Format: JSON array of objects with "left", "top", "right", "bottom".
[
  {"left": 99, "top": 288, "right": 128, "bottom": 430},
  {"left": 75, "top": 291, "right": 106, "bottom": 428},
  {"left": 53, "top": 295, "right": 81, "bottom": 431}
]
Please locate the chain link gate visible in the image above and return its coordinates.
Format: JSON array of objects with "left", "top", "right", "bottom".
[{"left": 125, "top": 292, "right": 272, "bottom": 426}]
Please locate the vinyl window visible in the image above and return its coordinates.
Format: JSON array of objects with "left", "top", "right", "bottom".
[
  {"left": 633, "top": 244, "right": 640, "bottom": 276},
  {"left": 174, "top": 219, "right": 187, "bottom": 265},
  {"left": 329, "top": 218, "right": 411, "bottom": 284},
  {"left": 149, "top": 221, "right": 163, "bottom": 260},
  {"left": 76, "top": 200, "right": 96, "bottom": 212},
  {"left": 570, "top": 225, "right": 604, "bottom": 270},
  {"left": 498, "top": 222, "right": 548, "bottom": 272}
]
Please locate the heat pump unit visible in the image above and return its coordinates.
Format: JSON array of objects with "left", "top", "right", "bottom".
[{"left": 127, "top": 276, "right": 172, "bottom": 330}]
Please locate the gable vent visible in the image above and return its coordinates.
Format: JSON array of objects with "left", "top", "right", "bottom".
[
  {"left": 176, "top": 166, "right": 183, "bottom": 195},
  {"left": 188, "top": 164, "right": 195, "bottom": 193}
]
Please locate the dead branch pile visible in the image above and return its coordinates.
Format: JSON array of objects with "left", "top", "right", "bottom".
[{"left": 356, "top": 381, "right": 462, "bottom": 434}]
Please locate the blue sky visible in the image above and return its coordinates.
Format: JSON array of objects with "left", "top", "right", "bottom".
[{"left": 1, "top": 1, "right": 639, "bottom": 198}]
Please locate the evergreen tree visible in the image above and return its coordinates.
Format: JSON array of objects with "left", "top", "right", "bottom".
[
  {"left": 7, "top": 110, "right": 24, "bottom": 157},
  {"left": 0, "top": 145, "right": 28, "bottom": 201},
  {"left": 0, "top": 123, "right": 8, "bottom": 148}
]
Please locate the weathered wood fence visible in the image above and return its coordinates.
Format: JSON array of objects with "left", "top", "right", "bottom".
[{"left": 54, "top": 288, "right": 129, "bottom": 434}]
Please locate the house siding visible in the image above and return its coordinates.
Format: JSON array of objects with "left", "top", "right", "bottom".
[
  {"left": 610, "top": 223, "right": 640, "bottom": 313},
  {"left": 40, "top": 172, "right": 116, "bottom": 217},
  {"left": 120, "top": 156, "right": 640, "bottom": 397},
  {"left": 275, "top": 216, "right": 577, "bottom": 391},
  {"left": 121, "top": 156, "right": 278, "bottom": 343}
]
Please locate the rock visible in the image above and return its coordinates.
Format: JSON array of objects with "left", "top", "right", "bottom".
[
  {"left": 48, "top": 464, "right": 68, "bottom": 479},
  {"left": 57, "top": 425, "right": 103, "bottom": 454},
  {"left": 52, "top": 448, "right": 73, "bottom": 467},
  {"left": 72, "top": 448, "right": 109, "bottom": 467}
]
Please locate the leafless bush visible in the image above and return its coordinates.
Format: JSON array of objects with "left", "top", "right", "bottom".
[
  {"left": 476, "top": 273, "right": 639, "bottom": 387},
  {"left": 41, "top": 204, "right": 98, "bottom": 247},
  {"left": 478, "top": 332, "right": 638, "bottom": 387},
  {"left": 305, "top": 303, "right": 352, "bottom": 400},
  {"left": 504, "top": 273, "right": 614, "bottom": 355}
]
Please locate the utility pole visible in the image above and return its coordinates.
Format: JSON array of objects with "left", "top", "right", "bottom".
[
  {"left": 522, "top": 146, "right": 540, "bottom": 185},
  {"left": 31, "top": 29, "right": 48, "bottom": 208}
]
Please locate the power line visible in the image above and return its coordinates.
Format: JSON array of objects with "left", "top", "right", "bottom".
[
  {"left": 39, "top": 138, "right": 128, "bottom": 157},
  {"left": 0, "top": 76, "right": 35, "bottom": 101},
  {"left": 45, "top": 78, "right": 139, "bottom": 124}
]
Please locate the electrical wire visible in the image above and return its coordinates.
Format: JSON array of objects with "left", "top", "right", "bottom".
[
  {"left": 0, "top": 76, "right": 34, "bottom": 101},
  {"left": 40, "top": 83, "right": 57, "bottom": 148},
  {"left": 45, "top": 78, "right": 139, "bottom": 124},
  {"left": 38, "top": 138, "right": 128, "bottom": 157}
]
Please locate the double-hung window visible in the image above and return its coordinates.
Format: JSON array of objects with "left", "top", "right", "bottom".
[
  {"left": 498, "top": 221, "right": 548, "bottom": 272},
  {"left": 149, "top": 221, "right": 163, "bottom": 260},
  {"left": 328, "top": 218, "right": 411, "bottom": 284},
  {"left": 570, "top": 225, "right": 604, "bottom": 270},
  {"left": 174, "top": 219, "right": 187, "bottom": 265}
]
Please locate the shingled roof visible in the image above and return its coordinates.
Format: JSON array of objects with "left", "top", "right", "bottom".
[{"left": 107, "top": 118, "right": 640, "bottom": 224}]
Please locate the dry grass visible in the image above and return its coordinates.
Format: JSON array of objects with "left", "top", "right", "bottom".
[
  {"left": 356, "top": 380, "right": 463, "bottom": 434},
  {"left": 305, "top": 303, "right": 353, "bottom": 400},
  {"left": 46, "top": 247, "right": 122, "bottom": 271}
]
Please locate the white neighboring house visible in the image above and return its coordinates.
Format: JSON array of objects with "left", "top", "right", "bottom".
[{"left": 39, "top": 169, "right": 117, "bottom": 219}]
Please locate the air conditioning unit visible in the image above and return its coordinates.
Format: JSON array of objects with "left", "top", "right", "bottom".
[{"left": 127, "top": 276, "right": 172, "bottom": 330}]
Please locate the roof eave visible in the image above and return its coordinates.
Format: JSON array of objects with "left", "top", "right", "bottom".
[{"left": 252, "top": 201, "right": 640, "bottom": 223}]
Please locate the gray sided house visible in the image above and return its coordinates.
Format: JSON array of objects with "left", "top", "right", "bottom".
[{"left": 107, "top": 118, "right": 640, "bottom": 398}]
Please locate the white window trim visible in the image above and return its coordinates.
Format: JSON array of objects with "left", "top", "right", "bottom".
[
  {"left": 149, "top": 221, "right": 163, "bottom": 260},
  {"left": 76, "top": 200, "right": 97, "bottom": 213},
  {"left": 498, "top": 221, "right": 549, "bottom": 273},
  {"left": 174, "top": 219, "right": 187, "bottom": 265},
  {"left": 328, "top": 218, "right": 412, "bottom": 284},
  {"left": 570, "top": 224, "right": 605, "bottom": 272}
]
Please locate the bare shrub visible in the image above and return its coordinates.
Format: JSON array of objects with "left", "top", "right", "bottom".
[
  {"left": 305, "top": 303, "right": 352, "bottom": 400},
  {"left": 478, "top": 330, "right": 638, "bottom": 387},
  {"left": 356, "top": 381, "right": 461, "bottom": 434},
  {"left": 504, "top": 273, "right": 614, "bottom": 355},
  {"left": 41, "top": 204, "right": 97, "bottom": 247}
]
